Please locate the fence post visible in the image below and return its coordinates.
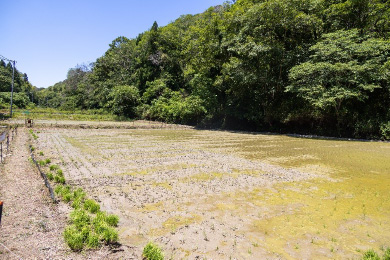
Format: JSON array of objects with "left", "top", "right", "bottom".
[
  {"left": 0, "top": 201, "right": 3, "bottom": 226},
  {"left": 6, "top": 135, "right": 9, "bottom": 153},
  {"left": 1, "top": 142, "right": 2, "bottom": 163}
]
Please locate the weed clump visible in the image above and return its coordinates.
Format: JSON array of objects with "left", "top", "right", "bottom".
[{"left": 143, "top": 242, "right": 164, "bottom": 260}]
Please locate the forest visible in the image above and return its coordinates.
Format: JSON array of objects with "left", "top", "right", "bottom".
[{"left": 2, "top": 0, "right": 390, "bottom": 139}]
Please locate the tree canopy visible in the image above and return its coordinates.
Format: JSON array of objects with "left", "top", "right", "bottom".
[{"left": 34, "top": 0, "right": 390, "bottom": 139}]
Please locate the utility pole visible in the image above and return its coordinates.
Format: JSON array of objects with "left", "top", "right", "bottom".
[{"left": 10, "top": 60, "right": 15, "bottom": 118}]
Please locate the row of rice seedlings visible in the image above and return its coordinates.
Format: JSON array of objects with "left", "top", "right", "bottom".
[
  {"left": 28, "top": 129, "right": 119, "bottom": 252},
  {"left": 47, "top": 165, "right": 65, "bottom": 184},
  {"left": 55, "top": 184, "right": 119, "bottom": 251},
  {"left": 29, "top": 129, "right": 38, "bottom": 140}
]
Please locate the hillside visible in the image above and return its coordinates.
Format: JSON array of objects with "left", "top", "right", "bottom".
[{"left": 36, "top": 0, "right": 390, "bottom": 139}]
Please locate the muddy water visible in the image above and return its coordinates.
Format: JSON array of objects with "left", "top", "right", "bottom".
[{"left": 35, "top": 128, "right": 390, "bottom": 259}]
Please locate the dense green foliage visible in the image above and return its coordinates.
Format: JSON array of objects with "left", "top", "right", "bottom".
[
  {"left": 35, "top": 0, "right": 390, "bottom": 139},
  {"left": 0, "top": 60, "right": 37, "bottom": 110}
]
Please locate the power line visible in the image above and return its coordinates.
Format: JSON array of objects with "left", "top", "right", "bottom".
[{"left": 0, "top": 54, "right": 17, "bottom": 118}]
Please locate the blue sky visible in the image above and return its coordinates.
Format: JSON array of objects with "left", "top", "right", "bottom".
[{"left": 0, "top": 0, "right": 226, "bottom": 88}]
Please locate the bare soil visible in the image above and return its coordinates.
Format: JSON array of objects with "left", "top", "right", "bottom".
[{"left": 0, "top": 128, "right": 128, "bottom": 259}]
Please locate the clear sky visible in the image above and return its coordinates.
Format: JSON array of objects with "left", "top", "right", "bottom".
[{"left": 0, "top": 0, "right": 226, "bottom": 88}]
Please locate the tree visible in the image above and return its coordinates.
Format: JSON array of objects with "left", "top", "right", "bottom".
[
  {"left": 107, "top": 85, "right": 140, "bottom": 117},
  {"left": 287, "top": 29, "right": 390, "bottom": 135}
]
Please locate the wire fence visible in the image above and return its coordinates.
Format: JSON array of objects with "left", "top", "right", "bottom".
[
  {"left": 0, "top": 126, "right": 17, "bottom": 163},
  {"left": 29, "top": 144, "right": 57, "bottom": 203}
]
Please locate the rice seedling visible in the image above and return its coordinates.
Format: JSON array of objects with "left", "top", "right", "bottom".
[
  {"left": 47, "top": 172, "right": 54, "bottom": 181},
  {"left": 84, "top": 199, "right": 100, "bottom": 214},
  {"left": 50, "top": 164, "right": 59, "bottom": 171},
  {"left": 64, "top": 225, "right": 84, "bottom": 252},
  {"left": 143, "top": 242, "right": 164, "bottom": 260}
]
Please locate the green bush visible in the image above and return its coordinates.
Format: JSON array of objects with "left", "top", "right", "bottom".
[
  {"left": 143, "top": 242, "right": 164, "bottom": 260},
  {"left": 107, "top": 85, "right": 140, "bottom": 117},
  {"left": 84, "top": 199, "right": 100, "bottom": 214},
  {"left": 39, "top": 151, "right": 44, "bottom": 156},
  {"left": 45, "top": 158, "right": 51, "bottom": 164},
  {"left": 380, "top": 122, "right": 390, "bottom": 140}
]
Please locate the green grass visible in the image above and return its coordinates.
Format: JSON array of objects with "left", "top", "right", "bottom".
[
  {"left": 13, "top": 108, "right": 119, "bottom": 121},
  {"left": 143, "top": 242, "right": 164, "bottom": 260}
]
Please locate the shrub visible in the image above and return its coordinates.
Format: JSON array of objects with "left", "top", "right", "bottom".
[
  {"left": 45, "top": 158, "right": 51, "bottom": 164},
  {"left": 143, "top": 242, "right": 164, "bottom": 260},
  {"left": 39, "top": 151, "right": 44, "bottom": 156},
  {"left": 31, "top": 146, "right": 35, "bottom": 151},
  {"left": 380, "top": 122, "right": 390, "bottom": 140},
  {"left": 107, "top": 85, "right": 141, "bottom": 117},
  {"left": 84, "top": 199, "right": 100, "bottom": 214}
]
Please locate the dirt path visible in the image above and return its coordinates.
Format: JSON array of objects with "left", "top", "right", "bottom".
[{"left": 0, "top": 128, "right": 74, "bottom": 259}]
